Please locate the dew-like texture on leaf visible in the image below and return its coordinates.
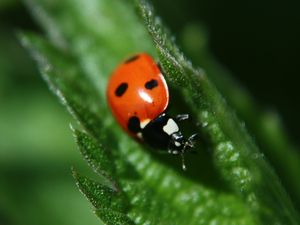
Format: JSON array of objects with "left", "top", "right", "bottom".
[
  {"left": 22, "top": 0, "right": 300, "bottom": 224},
  {"left": 180, "top": 24, "right": 300, "bottom": 211}
]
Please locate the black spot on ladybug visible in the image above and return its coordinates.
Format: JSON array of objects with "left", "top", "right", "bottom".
[
  {"left": 145, "top": 79, "right": 158, "bottom": 90},
  {"left": 125, "top": 55, "right": 139, "bottom": 64},
  {"left": 115, "top": 83, "right": 128, "bottom": 97},
  {"left": 128, "top": 116, "right": 141, "bottom": 133}
]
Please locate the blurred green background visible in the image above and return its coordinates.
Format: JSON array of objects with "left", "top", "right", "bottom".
[{"left": 0, "top": 0, "right": 299, "bottom": 224}]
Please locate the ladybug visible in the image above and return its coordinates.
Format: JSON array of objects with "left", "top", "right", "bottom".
[{"left": 106, "top": 53, "right": 197, "bottom": 170}]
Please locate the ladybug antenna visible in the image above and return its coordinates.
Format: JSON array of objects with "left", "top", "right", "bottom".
[
  {"left": 187, "top": 133, "right": 198, "bottom": 147},
  {"left": 180, "top": 133, "right": 198, "bottom": 171},
  {"left": 180, "top": 153, "right": 187, "bottom": 171}
]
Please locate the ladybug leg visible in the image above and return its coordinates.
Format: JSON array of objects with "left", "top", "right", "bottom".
[
  {"left": 182, "top": 133, "right": 198, "bottom": 153},
  {"left": 186, "top": 133, "right": 197, "bottom": 148},
  {"left": 177, "top": 133, "right": 198, "bottom": 171},
  {"left": 175, "top": 114, "right": 189, "bottom": 122}
]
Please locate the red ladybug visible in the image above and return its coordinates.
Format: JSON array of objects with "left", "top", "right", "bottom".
[{"left": 107, "top": 53, "right": 196, "bottom": 169}]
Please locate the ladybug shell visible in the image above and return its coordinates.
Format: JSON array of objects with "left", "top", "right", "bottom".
[{"left": 107, "top": 53, "right": 169, "bottom": 137}]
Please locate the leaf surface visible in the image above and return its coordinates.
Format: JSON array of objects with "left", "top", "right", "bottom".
[{"left": 21, "top": 0, "right": 299, "bottom": 224}]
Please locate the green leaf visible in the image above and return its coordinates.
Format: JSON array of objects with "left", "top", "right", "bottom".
[
  {"left": 21, "top": 0, "right": 300, "bottom": 224},
  {"left": 72, "top": 169, "right": 127, "bottom": 212},
  {"left": 75, "top": 170, "right": 134, "bottom": 225},
  {"left": 95, "top": 208, "right": 134, "bottom": 225},
  {"left": 73, "top": 129, "right": 116, "bottom": 182},
  {"left": 180, "top": 23, "right": 300, "bottom": 211},
  {"left": 137, "top": 0, "right": 300, "bottom": 223}
]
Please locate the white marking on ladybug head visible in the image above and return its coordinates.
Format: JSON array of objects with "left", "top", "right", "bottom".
[
  {"left": 163, "top": 118, "right": 179, "bottom": 135},
  {"left": 140, "top": 119, "right": 150, "bottom": 129}
]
